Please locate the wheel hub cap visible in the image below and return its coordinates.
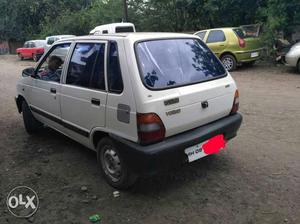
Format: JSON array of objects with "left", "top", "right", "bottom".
[
  {"left": 102, "top": 147, "right": 121, "bottom": 182},
  {"left": 222, "top": 57, "right": 233, "bottom": 70}
]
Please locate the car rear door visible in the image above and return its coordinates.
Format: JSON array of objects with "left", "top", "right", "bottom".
[
  {"left": 60, "top": 41, "right": 108, "bottom": 143},
  {"left": 205, "top": 30, "right": 227, "bottom": 57}
]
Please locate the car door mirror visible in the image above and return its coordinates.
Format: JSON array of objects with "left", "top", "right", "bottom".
[{"left": 22, "top": 67, "right": 35, "bottom": 77}]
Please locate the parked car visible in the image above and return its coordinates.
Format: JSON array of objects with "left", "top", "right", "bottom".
[
  {"left": 45, "top": 35, "right": 75, "bottom": 51},
  {"left": 16, "top": 40, "right": 46, "bottom": 61},
  {"left": 89, "top": 22, "right": 136, "bottom": 35},
  {"left": 195, "top": 27, "right": 263, "bottom": 71},
  {"left": 15, "top": 33, "right": 242, "bottom": 189},
  {"left": 285, "top": 42, "right": 300, "bottom": 72}
]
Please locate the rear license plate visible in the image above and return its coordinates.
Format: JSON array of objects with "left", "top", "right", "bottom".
[
  {"left": 184, "top": 135, "right": 226, "bottom": 163},
  {"left": 251, "top": 52, "right": 259, "bottom": 58}
]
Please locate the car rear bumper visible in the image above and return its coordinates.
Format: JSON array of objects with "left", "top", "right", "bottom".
[
  {"left": 235, "top": 48, "right": 263, "bottom": 62},
  {"left": 111, "top": 113, "right": 243, "bottom": 175}
]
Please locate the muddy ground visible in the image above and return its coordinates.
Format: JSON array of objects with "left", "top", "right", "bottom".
[{"left": 0, "top": 55, "right": 299, "bottom": 224}]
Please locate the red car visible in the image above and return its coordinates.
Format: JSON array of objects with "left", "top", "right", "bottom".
[{"left": 17, "top": 40, "right": 46, "bottom": 62}]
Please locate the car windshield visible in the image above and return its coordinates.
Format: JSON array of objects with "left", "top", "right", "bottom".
[{"left": 135, "top": 38, "right": 226, "bottom": 89}]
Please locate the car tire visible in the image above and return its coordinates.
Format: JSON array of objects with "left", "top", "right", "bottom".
[
  {"left": 18, "top": 53, "right": 24, "bottom": 61},
  {"left": 221, "top": 54, "right": 237, "bottom": 71},
  {"left": 22, "top": 101, "right": 43, "bottom": 134},
  {"left": 297, "top": 60, "right": 300, "bottom": 73},
  {"left": 33, "top": 54, "right": 38, "bottom": 62},
  {"left": 97, "top": 137, "right": 138, "bottom": 189}
]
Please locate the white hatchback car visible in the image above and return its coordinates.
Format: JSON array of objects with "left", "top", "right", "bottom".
[{"left": 16, "top": 33, "right": 242, "bottom": 189}]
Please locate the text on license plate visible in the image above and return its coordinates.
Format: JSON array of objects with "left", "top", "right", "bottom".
[
  {"left": 184, "top": 134, "right": 226, "bottom": 163},
  {"left": 251, "top": 52, "right": 259, "bottom": 58}
]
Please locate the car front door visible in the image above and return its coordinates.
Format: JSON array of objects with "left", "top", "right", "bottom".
[
  {"left": 60, "top": 41, "right": 107, "bottom": 144},
  {"left": 205, "top": 30, "right": 227, "bottom": 57},
  {"left": 29, "top": 43, "right": 72, "bottom": 130},
  {"left": 23, "top": 42, "right": 31, "bottom": 58}
]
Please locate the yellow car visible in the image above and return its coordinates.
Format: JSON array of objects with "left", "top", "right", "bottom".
[{"left": 195, "top": 27, "right": 263, "bottom": 71}]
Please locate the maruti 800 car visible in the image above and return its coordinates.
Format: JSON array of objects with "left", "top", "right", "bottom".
[{"left": 16, "top": 33, "right": 242, "bottom": 189}]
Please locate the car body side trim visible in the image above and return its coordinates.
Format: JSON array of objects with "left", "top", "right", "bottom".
[{"left": 30, "top": 106, "right": 90, "bottom": 138}]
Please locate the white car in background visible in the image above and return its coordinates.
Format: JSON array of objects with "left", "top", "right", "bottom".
[
  {"left": 45, "top": 35, "right": 75, "bottom": 51},
  {"left": 89, "top": 22, "right": 135, "bottom": 35},
  {"left": 285, "top": 42, "right": 300, "bottom": 72},
  {"left": 16, "top": 33, "right": 242, "bottom": 189}
]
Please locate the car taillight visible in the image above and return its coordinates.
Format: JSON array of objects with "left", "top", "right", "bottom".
[
  {"left": 230, "top": 90, "right": 239, "bottom": 114},
  {"left": 238, "top": 38, "right": 246, "bottom": 48},
  {"left": 137, "top": 113, "right": 165, "bottom": 144}
]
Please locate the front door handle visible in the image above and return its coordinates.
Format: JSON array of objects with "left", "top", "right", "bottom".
[
  {"left": 91, "top": 98, "right": 100, "bottom": 106},
  {"left": 50, "top": 88, "right": 56, "bottom": 94}
]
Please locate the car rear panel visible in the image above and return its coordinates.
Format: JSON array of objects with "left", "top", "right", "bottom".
[{"left": 137, "top": 76, "right": 236, "bottom": 138}]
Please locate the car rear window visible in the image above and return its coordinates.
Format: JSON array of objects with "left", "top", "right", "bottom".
[
  {"left": 115, "top": 26, "right": 134, "bottom": 33},
  {"left": 135, "top": 38, "right": 226, "bottom": 89},
  {"left": 233, "top": 28, "right": 255, "bottom": 38}
]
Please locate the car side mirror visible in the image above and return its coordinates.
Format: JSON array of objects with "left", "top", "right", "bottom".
[{"left": 22, "top": 67, "right": 35, "bottom": 77}]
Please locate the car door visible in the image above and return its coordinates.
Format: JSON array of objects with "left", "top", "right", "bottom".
[
  {"left": 60, "top": 41, "right": 107, "bottom": 143},
  {"left": 29, "top": 43, "right": 72, "bottom": 130},
  {"left": 205, "top": 30, "right": 227, "bottom": 57},
  {"left": 23, "top": 42, "right": 31, "bottom": 58}
]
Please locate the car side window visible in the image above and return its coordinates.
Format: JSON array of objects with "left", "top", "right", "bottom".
[
  {"left": 206, "top": 30, "right": 226, "bottom": 43},
  {"left": 36, "top": 43, "right": 71, "bottom": 82},
  {"left": 196, "top": 31, "right": 206, "bottom": 40},
  {"left": 107, "top": 41, "right": 123, "bottom": 93},
  {"left": 66, "top": 43, "right": 106, "bottom": 90},
  {"left": 24, "top": 42, "right": 29, "bottom": 48}
]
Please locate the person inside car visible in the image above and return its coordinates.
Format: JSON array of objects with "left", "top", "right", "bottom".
[{"left": 40, "top": 55, "right": 63, "bottom": 82}]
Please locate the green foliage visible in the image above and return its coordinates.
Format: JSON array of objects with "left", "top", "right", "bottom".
[{"left": 0, "top": 0, "right": 299, "bottom": 44}]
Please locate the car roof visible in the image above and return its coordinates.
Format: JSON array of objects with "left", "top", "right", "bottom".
[
  {"left": 47, "top": 35, "right": 75, "bottom": 38},
  {"left": 27, "top": 40, "right": 46, "bottom": 43},
  {"left": 56, "top": 32, "right": 199, "bottom": 43},
  {"left": 195, "top": 27, "right": 239, "bottom": 33}
]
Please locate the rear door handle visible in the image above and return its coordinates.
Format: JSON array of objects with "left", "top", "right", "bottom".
[
  {"left": 91, "top": 98, "right": 100, "bottom": 106},
  {"left": 50, "top": 88, "right": 56, "bottom": 94}
]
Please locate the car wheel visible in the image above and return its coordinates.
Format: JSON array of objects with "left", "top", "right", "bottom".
[
  {"left": 221, "top": 54, "right": 237, "bottom": 71},
  {"left": 297, "top": 60, "right": 300, "bottom": 73},
  {"left": 22, "top": 101, "right": 43, "bottom": 134},
  {"left": 18, "top": 53, "right": 24, "bottom": 61},
  {"left": 33, "top": 54, "right": 38, "bottom": 62},
  {"left": 97, "top": 137, "right": 138, "bottom": 189}
]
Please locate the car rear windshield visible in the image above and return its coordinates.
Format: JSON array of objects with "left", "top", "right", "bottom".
[
  {"left": 233, "top": 28, "right": 256, "bottom": 39},
  {"left": 135, "top": 38, "right": 226, "bottom": 89},
  {"left": 115, "top": 26, "right": 134, "bottom": 33}
]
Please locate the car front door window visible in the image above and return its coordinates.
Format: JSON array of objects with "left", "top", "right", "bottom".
[
  {"left": 206, "top": 30, "right": 226, "bottom": 43},
  {"left": 36, "top": 43, "right": 71, "bottom": 83}
]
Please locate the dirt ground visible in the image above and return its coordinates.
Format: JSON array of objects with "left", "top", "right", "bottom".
[{"left": 0, "top": 55, "right": 299, "bottom": 224}]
